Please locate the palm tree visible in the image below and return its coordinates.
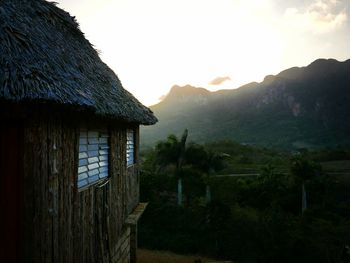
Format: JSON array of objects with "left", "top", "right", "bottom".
[
  {"left": 290, "top": 155, "right": 320, "bottom": 214},
  {"left": 155, "top": 129, "right": 188, "bottom": 206},
  {"left": 185, "top": 144, "right": 226, "bottom": 203},
  {"left": 203, "top": 150, "right": 227, "bottom": 203}
]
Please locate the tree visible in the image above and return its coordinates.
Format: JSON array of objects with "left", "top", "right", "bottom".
[
  {"left": 155, "top": 129, "right": 188, "bottom": 206},
  {"left": 154, "top": 131, "right": 226, "bottom": 206},
  {"left": 185, "top": 143, "right": 226, "bottom": 203},
  {"left": 290, "top": 155, "right": 320, "bottom": 214}
]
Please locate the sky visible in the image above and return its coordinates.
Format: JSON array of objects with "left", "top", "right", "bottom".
[{"left": 56, "top": 0, "right": 350, "bottom": 106}]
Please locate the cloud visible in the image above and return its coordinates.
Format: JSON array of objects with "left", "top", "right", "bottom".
[
  {"left": 209, "top": 76, "right": 232, "bottom": 85},
  {"left": 283, "top": 0, "right": 347, "bottom": 34}
]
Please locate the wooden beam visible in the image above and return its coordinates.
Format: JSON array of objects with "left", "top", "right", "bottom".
[{"left": 125, "top": 202, "right": 148, "bottom": 226}]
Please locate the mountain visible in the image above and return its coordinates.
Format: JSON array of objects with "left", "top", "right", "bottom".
[{"left": 142, "top": 59, "right": 350, "bottom": 150}]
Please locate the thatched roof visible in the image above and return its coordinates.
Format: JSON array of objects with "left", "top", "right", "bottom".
[{"left": 0, "top": 0, "right": 157, "bottom": 125}]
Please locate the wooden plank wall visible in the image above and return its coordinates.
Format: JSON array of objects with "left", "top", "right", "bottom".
[
  {"left": 0, "top": 124, "right": 23, "bottom": 262},
  {"left": 126, "top": 127, "right": 140, "bottom": 214},
  {"left": 22, "top": 114, "right": 50, "bottom": 262},
  {"left": 126, "top": 165, "right": 139, "bottom": 214},
  {"left": 18, "top": 111, "right": 140, "bottom": 263}
]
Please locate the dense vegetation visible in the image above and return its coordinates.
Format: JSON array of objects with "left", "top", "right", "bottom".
[{"left": 139, "top": 132, "right": 350, "bottom": 263}]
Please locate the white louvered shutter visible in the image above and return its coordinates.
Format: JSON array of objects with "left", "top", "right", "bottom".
[
  {"left": 126, "top": 129, "right": 135, "bottom": 166},
  {"left": 78, "top": 130, "right": 109, "bottom": 189}
]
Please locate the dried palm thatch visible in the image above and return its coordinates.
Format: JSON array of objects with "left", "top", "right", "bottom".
[{"left": 0, "top": 0, "right": 157, "bottom": 125}]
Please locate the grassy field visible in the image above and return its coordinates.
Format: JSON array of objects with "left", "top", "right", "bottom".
[
  {"left": 137, "top": 249, "right": 216, "bottom": 263},
  {"left": 321, "top": 160, "right": 350, "bottom": 173},
  {"left": 321, "top": 160, "right": 350, "bottom": 186}
]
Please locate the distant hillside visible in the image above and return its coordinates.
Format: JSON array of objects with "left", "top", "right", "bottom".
[{"left": 142, "top": 58, "right": 350, "bottom": 150}]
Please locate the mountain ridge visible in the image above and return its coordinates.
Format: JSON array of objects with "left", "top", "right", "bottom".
[{"left": 142, "top": 58, "right": 350, "bottom": 149}]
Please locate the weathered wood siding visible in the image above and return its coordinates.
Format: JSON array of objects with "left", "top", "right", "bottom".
[
  {"left": 126, "top": 128, "right": 140, "bottom": 214},
  {"left": 0, "top": 124, "right": 23, "bottom": 262},
  {"left": 1, "top": 108, "right": 140, "bottom": 263}
]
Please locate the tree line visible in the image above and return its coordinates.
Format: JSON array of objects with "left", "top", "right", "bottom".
[{"left": 139, "top": 130, "right": 350, "bottom": 263}]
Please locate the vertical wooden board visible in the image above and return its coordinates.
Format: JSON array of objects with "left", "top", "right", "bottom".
[
  {"left": 119, "top": 128, "right": 125, "bottom": 234},
  {"left": 82, "top": 191, "right": 87, "bottom": 262},
  {"left": 0, "top": 124, "right": 23, "bottom": 263},
  {"left": 126, "top": 166, "right": 130, "bottom": 214},
  {"left": 121, "top": 128, "right": 127, "bottom": 224},
  {"left": 95, "top": 187, "right": 101, "bottom": 263},
  {"left": 82, "top": 188, "right": 94, "bottom": 262},
  {"left": 110, "top": 126, "right": 127, "bottom": 256},
  {"left": 112, "top": 128, "right": 122, "bottom": 236},
  {"left": 88, "top": 187, "right": 95, "bottom": 262},
  {"left": 72, "top": 186, "right": 80, "bottom": 262},
  {"left": 125, "top": 126, "right": 140, "bottom": 214},
  {"left": 104, "top": 184, "right": 113, "bottom": 263},
  {"left": 40, "top": 118, "right": 50, "bottom": 263},
  {"left": 23, "top": 116, "right": 49, "bottom": 263},
  {"left": 57, "top": 121, "right": 64, "bottom": 263},
  {"left": 126, "top": 167, "right": 132, "bottom": 214},
  {"left": 63, "top": 125, "right": 70, "bottom": 263},
  {"left": 47, "top": 115, "right": 60, "bottom": 263},
  {"left": 109, "top": 129, "right": 119, "bottom": 244},
  {"left": 82, "top": 191, "right": 88, "bottom": 263},
  {"left": 22, "top": 122, "right": 35, "bottom": 262},
  {"left": 73, "top": 130, "right": 84, "bottom": 262},
  {"left": 120, "top": 128, "right": 127, "bottom": 231},
  {"left": 135, "top": 126, "right": 140, "bottom": 165},
  {"left": 104, "top": 185, "right": 110, "bottom": 263},
  {"left": 126, "top": 165, "right": 139, "bottom": 214},
  {"left": 68, "top": 125, "right": 76, "bottom": 263},
  {"left": 95, "top": 186, "right": 107, "bottom": 263},
  {"left": 69, "top": 125, "right": 78, "bottom": 263},
  {"left": 32, "top": 121, "right": 42, "bottom": 263},
  {"left": 57, "top": 123, "right": 76, "bottom": 263},
  {"left": 135, "top": 126, "right": 140, "bottom": 203},
  {"left": 73, "top": 192, "right": 85, "bottom": 262}
]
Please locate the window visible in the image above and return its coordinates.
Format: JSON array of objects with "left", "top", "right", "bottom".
[
  {"left": 78, "top": 130, "right": 109, "bottom": 189},
  {"left": 126, "top": 129, "right": 135, "bottom": 166}
]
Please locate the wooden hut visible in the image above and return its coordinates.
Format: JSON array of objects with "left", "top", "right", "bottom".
[{"left": 0, "top": 0, "right": 157, "bottom": 262}]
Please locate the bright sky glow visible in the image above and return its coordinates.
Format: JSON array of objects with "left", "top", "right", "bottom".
[{"left": 56, "top": 0, "right": 350, "bottom": 106}]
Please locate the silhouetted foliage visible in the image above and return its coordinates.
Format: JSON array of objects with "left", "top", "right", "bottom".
[{"left": 139, "top": 138, "right": 350, "bottom": 263}]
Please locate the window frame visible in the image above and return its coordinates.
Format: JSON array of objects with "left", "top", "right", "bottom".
[
  {"left": 126, "top": 129, "right": 136, "bottom": 167},
  {"left": 77, "top": 129, "right": 110, "bottom": 191}
]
